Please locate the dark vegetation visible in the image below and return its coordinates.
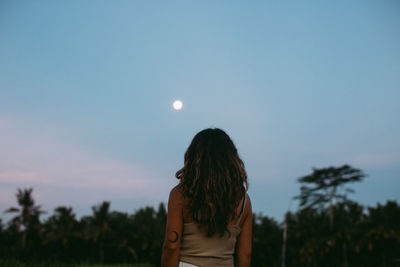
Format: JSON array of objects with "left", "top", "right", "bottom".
[{"left": 1, "top": 165, "right": 399, "bottom": 267}]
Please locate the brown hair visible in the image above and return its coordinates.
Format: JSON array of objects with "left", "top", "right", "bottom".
[{"left": 176, "top": 128, "right": 248, "bottom": 236}]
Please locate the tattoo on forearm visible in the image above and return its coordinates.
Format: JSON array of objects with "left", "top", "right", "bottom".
[{"left": 168, "top": 231, "right": 179, "bottom": 243}]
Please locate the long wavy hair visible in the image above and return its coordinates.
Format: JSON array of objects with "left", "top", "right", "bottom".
[{"left": 176, "top": 128, "right": 248, "bottom": 236}]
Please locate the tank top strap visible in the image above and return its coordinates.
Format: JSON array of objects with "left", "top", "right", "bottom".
[{"left": 235, "top": 194, "right": 247, "bottom": 226}]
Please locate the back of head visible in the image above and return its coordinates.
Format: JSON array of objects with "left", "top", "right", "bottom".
[{"left": 176, "top": 128, "right": 248, "bottom": 236}]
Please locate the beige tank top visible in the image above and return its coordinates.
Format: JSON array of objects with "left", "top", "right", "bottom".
[{"left": 179, "top": 195, "right": 247, "bottom": 267}]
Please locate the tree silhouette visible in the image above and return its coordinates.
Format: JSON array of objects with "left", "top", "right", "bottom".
[
  {"left": 90, "top": 201, "right": 111, "bottom": 264},
  {"left": 294, "top": 164, "right": 366, "bottom": 229},
  {"left": 108, "top": 211, "right": 138, "bottom": 262},
  {"left": 1, "top": 176, "right": 399, "bottom": 266},
  {"left": 44, "top": 206, "right": 77, "bottom": 246},
  {"left": 4, "top": 188, "right": 45, "bottom": 249},
  {"left": 132, "top": 206, "right": 159, "bottom": 264},
  {"left": 362, "top": 201, "right": 400, "bottom": 266},
  {"left": 251, "top": 214, "right": 281, "bottom": 267}
]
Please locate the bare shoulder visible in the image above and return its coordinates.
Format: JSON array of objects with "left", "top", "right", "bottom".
[
  {"left": 169, "top": 185, "right": 184, "bottom": 205},
  {"left": 237, "top": 193, "right": 252, "bottom": 228},
  {"left": 244, "top": 193, "right": 252, "bottom": 217}
]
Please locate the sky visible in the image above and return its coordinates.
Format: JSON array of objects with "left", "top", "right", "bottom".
[{"left": 1, "top": 0, "right": 399, "bottom": 223}]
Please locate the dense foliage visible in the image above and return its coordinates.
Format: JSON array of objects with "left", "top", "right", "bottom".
[{"left": 1, "top": 165, "right": 399, "bottom": 266}]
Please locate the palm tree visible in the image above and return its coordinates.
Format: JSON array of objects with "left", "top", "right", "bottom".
[
  {"left": 109, "top": 211, "right": 138, "bottom": 262},
  {"left": 44, "top": 206, "right": 77, "bottom": 246},
  {"left": 4, "top": 188, "right": 45, "bottom": 249},
  {"left": 91, "top": 201, "right": 111, "bottom": 264}
]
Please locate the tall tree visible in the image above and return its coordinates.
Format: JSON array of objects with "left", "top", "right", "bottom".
[
  {"left": 5, "top": 188, "right": 45, "bottom": 249},
  {"left": 90, "top": 201, "right": 111, "bottom": 264},
  {"left": 294, "top": 165, "right": 365, "bottom": 229},
  {"left": 251, "top": 214, "right": 282, "bottom": 267},
  {"left": 44, "top": 206, "right": 77, "bottom": 246},
  {"left": 108, "top": 211, "right": 137, "bottom": 263},
  {"left": 363, "top": 201, "right": 400, "bottom": 266}
]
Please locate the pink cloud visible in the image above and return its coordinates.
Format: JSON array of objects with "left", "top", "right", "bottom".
[{"left": 0, "top": 115, "right": 173, "bottom": 216}]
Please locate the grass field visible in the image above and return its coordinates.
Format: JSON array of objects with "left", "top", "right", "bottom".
[
  {"left": 0, "top": 260, "right": 155, "bottom": 267},
  {"left": 79, "top": 265, "right": 154, "bottom": 267}
]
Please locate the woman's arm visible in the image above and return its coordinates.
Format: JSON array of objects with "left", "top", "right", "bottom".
[
  {"left": 161, "top": 185, "right": 183, "bottom": 267},
  {"left": 236, "top": 194, "right": 252, "bottom": 267}
]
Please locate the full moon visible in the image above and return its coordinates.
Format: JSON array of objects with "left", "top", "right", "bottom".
[{"left": 173, "top": 100, "right": 183, "bottom": 110}]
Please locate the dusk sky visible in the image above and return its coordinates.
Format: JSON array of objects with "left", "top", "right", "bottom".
[{"left": 1, "top": 1, "right": 399, "bottom": 222}]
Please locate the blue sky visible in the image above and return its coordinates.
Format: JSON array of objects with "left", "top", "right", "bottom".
[{"left": 1, "top": 1, "right": 399, "bottom": 222}]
